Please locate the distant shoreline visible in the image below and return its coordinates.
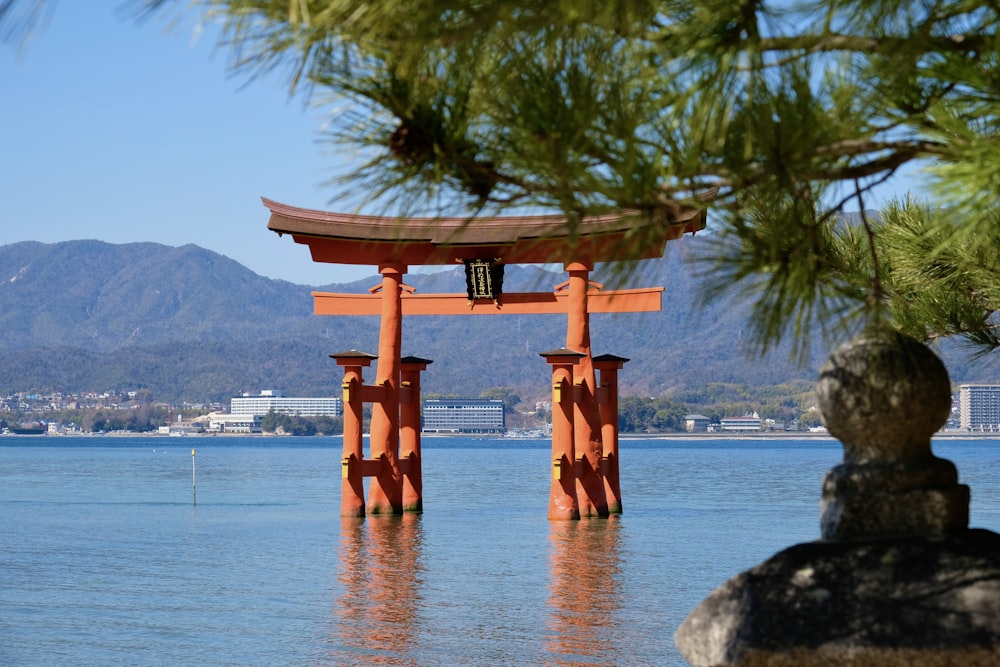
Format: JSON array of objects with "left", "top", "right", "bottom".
[
  {"left": 5, "top": 430, "right": 998, "bottom": 441},
  {"left": 619, "top": 432, "right": 834, "bottom": 441},
  {"left": 624, "top": 431, "right": 1000, "bottom": 441}
]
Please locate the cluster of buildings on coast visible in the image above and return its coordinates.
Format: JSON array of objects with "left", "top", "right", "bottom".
[
  {"left": 0, "top": 389, "right": 215, "bottom": 414},
  {"left": 684, "top": 384, "right": 1000, "bottom": 434},
  {"left": 681, "top": 413, "right": 808, "bottom": 433},
  {"left": 186, "top": 390, "right": 347, "bottom": 434},
  {"left": 179, "top": 383, "right": 1000, "bottom": 436},
  {"left": 8, "top": 384, "right": 1000, "bottom": 436},
  {"left": 166, "top": 391, "right": 509, "bottom": 436}
]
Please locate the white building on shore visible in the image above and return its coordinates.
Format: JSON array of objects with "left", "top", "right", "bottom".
[
  {"left": 208, "top": 413, "right": 263, "bottom": 433},
  {"left": 719, "top": 413, "right": 762, "bottom": 432},
  {"left": 959, "top": 384, "right": 1000, "bottom": 431},
  {"left": 230, "top": 390, "right": 342, "bottom": 418},
  {"left": 422, "top": 399, "right": 506, "bottom": 434}
]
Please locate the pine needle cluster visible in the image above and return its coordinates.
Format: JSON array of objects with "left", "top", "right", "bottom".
[{"left": 6, "top": 0, "right": 1000, "bottom": 354}]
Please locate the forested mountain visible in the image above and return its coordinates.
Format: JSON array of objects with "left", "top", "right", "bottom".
[{"left": 0, "top": 239, "right": 996, "bottom": 404}]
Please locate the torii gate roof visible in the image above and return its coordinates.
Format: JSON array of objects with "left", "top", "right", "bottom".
[{"left": 263, "top": 197, "right": 705, "bottom": 266}]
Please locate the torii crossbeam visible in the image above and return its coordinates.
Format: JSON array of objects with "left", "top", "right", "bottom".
[{"left": 265, "top": 197, "right": 705, "bottom": 519}]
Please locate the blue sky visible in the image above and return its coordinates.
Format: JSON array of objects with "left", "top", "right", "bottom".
[
  {"left": 3, "top": 4, "right": 924, "bottom": 287},
  {"left": 3, "top": 3, "right": 373, "bottom": 285}
]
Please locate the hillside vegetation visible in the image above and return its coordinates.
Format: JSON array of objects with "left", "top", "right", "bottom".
[{"left": 1, "top": 239, "right": 996, "bottom": 410}]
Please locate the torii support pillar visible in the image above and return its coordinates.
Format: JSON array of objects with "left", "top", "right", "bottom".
[
  {"left": 594, "top": 354, "right": 629, "bottom": 515},
  {"left": 331, "top": 350, "right": 378, "bottom": 517},
  {"left": 400, "top": 356, "right": 432, "bottom": 513},
  {"left": 542, "top": 348, "right": 585, "bottom": 520},
  {"left": 331, "top": 350, "right": 432, "bottom": 516}
]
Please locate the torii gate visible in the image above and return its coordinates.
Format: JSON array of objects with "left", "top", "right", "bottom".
[{"left": 264, "top": 198, "right": 705, "bottom": 519}]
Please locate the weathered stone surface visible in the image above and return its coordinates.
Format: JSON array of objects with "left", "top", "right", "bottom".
[
  {"left": 820, "top": 457, "right": 970, "bottom": 540},
  {"left": 676, "top": 332, "right": 999, "bottom": 666},
  {"left": 675, "top": 530, "right": 1000, "bottom": 666},
  {"left": 815, "top": 331, "right": 968, "bottom": 540},
  {"left": 815, "top": 331, "right": 951, "bottom": 463}
]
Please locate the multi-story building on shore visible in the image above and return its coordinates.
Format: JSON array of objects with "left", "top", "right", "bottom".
[
  {"left": 719, "top": 414, "right": 762, "bottom": 432},
  {"left": 422, "top": 399, "right": 506, "bottom": 434},
  {"left": 208, "top": 413, "right": 263, "bottom": 434},
  {"left": 959, "top": 384, "right": 1000, "bottom": 431},
  {"left": 230, "top": 390, "right": 343, "bottom": 418}
]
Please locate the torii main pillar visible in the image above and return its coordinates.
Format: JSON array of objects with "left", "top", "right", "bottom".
[
  {"left": 367, "top": 263, "right": 405, "bottom": 514},
  {"left": 564, "top": 261, "right": 608, "bottom": 517}
]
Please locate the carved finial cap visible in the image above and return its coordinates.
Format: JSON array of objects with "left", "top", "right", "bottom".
[{"left": 816, "top": 330, "right": 951, "bottom": 463}]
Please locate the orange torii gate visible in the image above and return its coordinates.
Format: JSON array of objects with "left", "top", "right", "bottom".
[{"left": 264, "top": 198, "right": 705, "bottom": 519}]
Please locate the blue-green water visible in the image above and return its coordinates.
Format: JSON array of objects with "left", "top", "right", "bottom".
[{"left": 1, "top": 436, "right": 998, "bottom": 666}]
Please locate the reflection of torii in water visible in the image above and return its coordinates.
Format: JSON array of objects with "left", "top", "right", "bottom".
[{"left": 264, "top": 198, "right": 706, "bottom": 520}]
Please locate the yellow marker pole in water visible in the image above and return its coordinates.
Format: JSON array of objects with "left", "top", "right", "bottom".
[{"left": 192, "top": 449, "right": 197, "bottom": 506}]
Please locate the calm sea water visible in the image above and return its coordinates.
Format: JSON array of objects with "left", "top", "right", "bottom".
[{"left": 1, "top": 436, "right": 998, "bottom": 666}]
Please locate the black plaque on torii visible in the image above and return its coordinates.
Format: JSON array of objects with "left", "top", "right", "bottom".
[{"left": 463, "top": 259, "right": 505, "bottom": 303}]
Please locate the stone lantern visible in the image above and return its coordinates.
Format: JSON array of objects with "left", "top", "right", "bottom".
[{"left": 676, "top": 331, "right": 1000, "bottom": 666}]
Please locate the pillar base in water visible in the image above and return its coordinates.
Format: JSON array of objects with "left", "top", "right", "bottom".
[{"left": 340, "top": 502, "right": 365, "bottom": 518}]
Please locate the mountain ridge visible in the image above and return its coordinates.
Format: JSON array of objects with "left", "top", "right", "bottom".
[{"left": 0, "top": 239, "right": 995, "bottom": 403}]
